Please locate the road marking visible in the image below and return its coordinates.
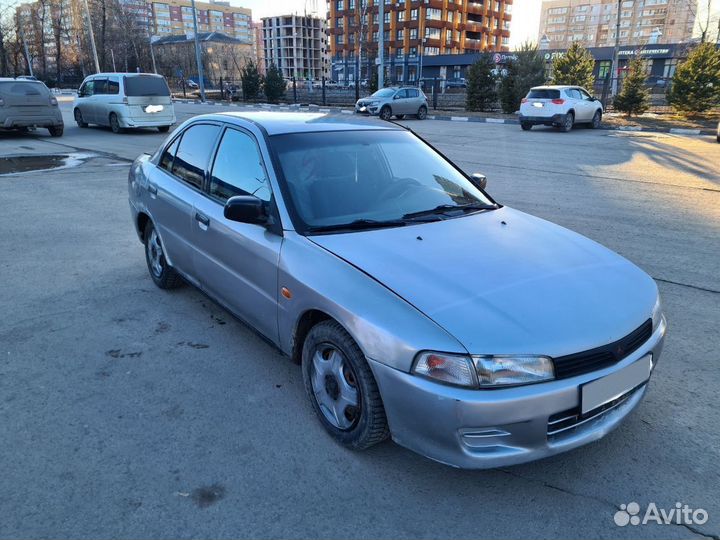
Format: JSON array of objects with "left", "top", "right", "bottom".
[
  {"left": 669, "top": 128, "right": 701, "bottom": 135},
  {"left": 485, "top": 118, "right": 506, "bottom": 124},
  {"left": 450, "top": 116, "right": 469, "bottom": 122}
]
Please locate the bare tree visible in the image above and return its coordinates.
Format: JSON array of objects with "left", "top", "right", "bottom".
[{"left": 688, "top": 0, "right": 720, "bottom": 43}]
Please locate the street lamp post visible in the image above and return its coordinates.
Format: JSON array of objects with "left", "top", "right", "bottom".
[
  {"left": 190, "top": 0, "right": 206, "bottom": 102},
  {"left": 610, "top": 0, "right": 622, "bottom": 96},
  {"left": 81, "top": 0, "right": 100, "bottom": 73}
]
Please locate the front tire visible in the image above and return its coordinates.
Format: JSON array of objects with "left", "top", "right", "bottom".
[
  {"left": 109, "top": 112, "right": 123, "bottom": 134},
  {"left": 520, "top": 122, "right": 532, "bottom": 131},
  {"left": 379, "top": 106, "right": 392, "bottom": 121},
  {"left": 302, "top": 320, "right": 389, "bottom": 450},
  {"left": 74, "top": 109, "right": 88, "bottom": 128},
  {"left": 144, "top": 222, "right": 183, "bottom": 289},
  {"left": 416, "top": 105, "right": 427, "bottom": 120},
  {"left": 158, "top": 125, "right": 170, "bottom": 133},
  {"left": 590, "top": 110, "right": 602, "bottom": 129}
]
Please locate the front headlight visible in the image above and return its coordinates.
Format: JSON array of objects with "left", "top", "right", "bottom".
[
  {"left": 412, "top": 352, "right": 477, "bottom": 387},
  {"left": 651, "top": 296, "right": 663, "bottom": 331},
  {"left": 412, "top": 352, "right": 555, "bottom": 388},
  {"left": 473, "top": 355, "right": 555, "bottom": 387}
]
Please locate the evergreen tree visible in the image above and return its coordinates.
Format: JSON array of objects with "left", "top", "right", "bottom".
[
  {"left": 240, "top": 60, "right": 261, "bottom": 100},
  {"left": 551, "top": 42, "right": 595, "bottom": 90},
  {"left": 613, "top": 57, "right": 650, "bottom": 117},
  {"left": 264, "top": 63, "right": 285, "bottom": 103},
  {"left": 466, "top": 53, "right": 497, "bottom": 112},
  {"left": 498, "top": 42, "right": 547, "bottom": 114},
  {"left": 667, "top": 42, "right": 720, "bottom": 115}
]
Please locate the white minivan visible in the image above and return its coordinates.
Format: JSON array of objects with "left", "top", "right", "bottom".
[{"left": 73, "top": 73, "right": 175, "bottom": 134}]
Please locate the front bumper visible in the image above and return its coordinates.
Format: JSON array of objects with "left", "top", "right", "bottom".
[
  {"left": 369, "top": 318, "right": 666, "bottom": 469},
  {"left": 519, "top": 113, "right": 567, "bottom": 126},
  {"left": 355, "top": 104, "right": 380, "bottom": 116}
]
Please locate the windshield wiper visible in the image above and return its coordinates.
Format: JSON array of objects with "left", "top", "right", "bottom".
[
  {"left": 306, "top": 218, "right": 408, "bottom": 233},
  {"left": 403, "top": 202, "right": 497, "bottom": 220}
]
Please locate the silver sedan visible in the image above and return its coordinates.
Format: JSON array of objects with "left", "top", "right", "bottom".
[{"left": 128, "top": 112, "right": 666, "bottom": 468}]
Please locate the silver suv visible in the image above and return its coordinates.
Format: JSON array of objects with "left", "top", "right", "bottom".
[
  {"left": 355, "top": 87, "right": 428, "bottom": 121},
  {"left": 0, "top": 78, "right": 64, "bottom": 137}
]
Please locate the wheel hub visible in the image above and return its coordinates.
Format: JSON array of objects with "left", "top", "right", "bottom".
[{"left": 324, "top": 374, "right": 340, "bottom": 400}]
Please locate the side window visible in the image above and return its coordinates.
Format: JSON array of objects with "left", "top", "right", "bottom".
[
  {"left": 171, "top": 124, "right": 221, "bottom": 189},
  {"left": 81, "top": 80, "right": 94, "bottom": 97},
  {"left": 107, "top": 77, "right": 120, "bottom": 95},
  {"left": 578, "top": 88, "right": 592, "bottom": 100},
  {"left": 210, "top": 128, "right": 271, "bottom": 203},
  {"left": 159, "top": 136, "right": 180, "bottom": 172},
  {"left": 395, "top": 89, "right": 408, "bottom": 99},
  {"left": 408, "top": 88, "right": 419, "bottom": 98},
  {"left": 94, "top": 78, "right": 107, "bottom": 95},
  {"left": 568, "top": 89, "right": 582, "bottom": 100}
]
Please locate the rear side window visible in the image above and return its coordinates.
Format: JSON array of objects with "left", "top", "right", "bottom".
[
  {"left": 123, "top": 75, "right": 170, "bottom": 97},
  {"left": 0, "top": 82, "right": 49, "bottom": 96},
  {"left": 209, "top": 129, "right": 271, "bottom": 202},
  {"left": 527, "top": 89, "right": 560, "bottom": 99},
  {"left": 408, "top": 89, "right": 419, "bottom": 98},
  {"left": 107, "top": 77, "right": 120, "bottom": 95},
  {"left": 171, "top": 124, "right": 221, "bottom": 189}
]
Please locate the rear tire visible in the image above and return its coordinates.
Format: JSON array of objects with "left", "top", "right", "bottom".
[
  {"left": 559, "top": 112, "right": 574, "bottom": 132},
  {"left": 379, "top": 106, "right": 392, "bottom": 121},
  {"left": 144, "top": 222, "right": 183, "bottom": 289},
  {"left": 416, "top": 105, "right": 427, "bottom": 120},
  {"left": 520, "top": 122, "right": 532, "bottom": 131},
  {"left": 48, "top": 126, "right": 63, "bottom": 137},
  {"left": 109, "top": 113, "right": 123, "bottom": 134},
  {"left": 74, "top": 109, "right": 88, "bottom": 128},
  {"left": 158, "top": 125, "right": 170, "bottom": 133},
  {"left": 302, "top": 320, "right": 389, "bottom": 450}
]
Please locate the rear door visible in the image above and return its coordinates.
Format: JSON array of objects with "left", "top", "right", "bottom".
[
  {"left": 406, "top": 88, "right": 422, "bottom": 114},
  {"left": 146, "top": 123, "right": 222, "bottom": 281},
  {"left": 122, "top": 75, "right": 174, "bottom": 123},
  {"left": 191, "top": 126, "right": 282, "bottom": 342},
  {"left": 0, "top": 81, "right": 52, "bottom": 117}
]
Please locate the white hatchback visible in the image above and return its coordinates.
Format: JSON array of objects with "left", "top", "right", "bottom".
[
  {"left": 73, "top": 73, "right": 176, "bottom": 134},
  {"left": 519, "top": 85, "right": 603, "bottom": 132}
]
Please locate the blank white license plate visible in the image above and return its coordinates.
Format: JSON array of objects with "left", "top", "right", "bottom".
[
  {"left": 144, "top": 105, "right": 164, "bottom": 114},
  {"left": 581, "top": 355, "right": 652, "bottom": 414},
  {"left": 533, "top": 102, "right": 544, "bottom": 108}
]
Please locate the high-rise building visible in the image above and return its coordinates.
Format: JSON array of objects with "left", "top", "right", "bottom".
[
  {"left": 538, "top": 0, "right": 696, "bottom": 49},
  {"left": 261, "top": 14, "right": 330, "bottom": 80},
  {"left": 327, "top": 0, "right": 513, "bottom": 84},
  {"left": 149, "top": 0, "right": 253, "bottom": 44}
]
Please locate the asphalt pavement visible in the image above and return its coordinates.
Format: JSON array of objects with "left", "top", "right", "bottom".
[{"left": 0, "top": 101, "right": 718, "bottom": 539}]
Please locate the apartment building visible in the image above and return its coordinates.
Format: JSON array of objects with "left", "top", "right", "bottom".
[
  {"left": 261, "top": 14, "right": 330, "bottom": 80},
  {"left": 252, "top": 21, "right": 266, "bottom": 74},
  {"left": 150, "top": 0, "right": 253, "bottom": 44},
  {"left": 538, "top": 0, "right": 696, "bottom": 49},
  {"left": 327, "top": 0, "right": 513, "bottom": 83}
]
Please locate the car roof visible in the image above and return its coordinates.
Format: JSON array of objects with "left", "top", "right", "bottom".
[
  {"left": 195, "top": 111, "right": 403, "bottom": 136},
  {"left": 0, "top": 77, "right": 43, "bottom": 83},
  {"left": 86, "top": 72, "right": 164, "bottom": 78},
  {"left": 530, "top": 85, "right": 581, "bottom": 90}
]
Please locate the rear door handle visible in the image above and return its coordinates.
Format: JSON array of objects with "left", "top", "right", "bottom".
[{"left": 195, "top": 212, "right": 210, "bottom": 230}]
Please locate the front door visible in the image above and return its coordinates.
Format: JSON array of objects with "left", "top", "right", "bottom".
[
  {"left": 191, "top": 126, "right": 282, "bottom": 344},
  {"left": 76, "top": 78, "right": 96, "bottom": 123}
]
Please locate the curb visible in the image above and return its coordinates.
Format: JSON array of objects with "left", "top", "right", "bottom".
[{"left": 171, "top": 99, "right": 715, "bottom": 136}]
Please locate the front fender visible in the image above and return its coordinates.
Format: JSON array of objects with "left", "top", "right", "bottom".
[{"left": 277, "top": 232, "right": 467, "bottom": 372}]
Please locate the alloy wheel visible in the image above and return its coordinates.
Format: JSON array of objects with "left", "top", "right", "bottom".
[{"left": 147, "top": 229, "right": 164, "bottom": 278}]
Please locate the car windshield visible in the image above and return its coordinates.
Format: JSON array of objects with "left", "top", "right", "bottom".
[
  {"left": 371, "top": 88, "right": 395, "bottom": 98},
  {"left": 527, "top": 88, "right": 560, "bottom": 99},
  {"left": 271, "top": 130, "right": 496, "bottom": 233},
  {"left": 123, "top": 75, "right": 170, "bottom": 97}
]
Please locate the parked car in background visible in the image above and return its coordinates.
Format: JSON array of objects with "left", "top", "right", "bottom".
[
  {"left": 128, "top": 111, "right": 666, "bottom": 469},
  {"left": 186, "top": 80, "right": 199, "bottom": 90},
  {"left": 519, "top": 85, "right": 603, "bottom": 132},
  {"left": 444, "top": 78, "right": 467, "bottom": 89},
  {"left": 0, "top": 77, "right": 63, "bottom": 137},
  {"left": 355, "top": 86, "right": 428, "bottom": 121},
  {"left": 74, "top": 73, "right": 175, "bottom": 134}
]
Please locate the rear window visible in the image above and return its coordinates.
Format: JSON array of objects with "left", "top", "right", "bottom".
[
  {"left": 123, "top": 75, "right": 170, "bottom": 97},
  {"left": 527, "top": 89, "right": 560, "bottom": 99},
  {"left": 0, "top": 81, "right": 50, "bottom": 96}
]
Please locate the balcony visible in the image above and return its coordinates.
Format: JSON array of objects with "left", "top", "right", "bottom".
[
  {"left": 467, "top": 2, "right": 485, "bottom": 15},
  {"left": 464, "top": 37, "right": 485, "bottom": 51}
]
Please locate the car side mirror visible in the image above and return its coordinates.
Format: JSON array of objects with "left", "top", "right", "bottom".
[
  {"left": 470, "top": 173, "right": 487, "bottom": 190},
  {"left": 393, "top": 94, "right": 401, "bottom": 99},
  {"left": 224, "top": 195, "right": 268, "bottom": 225}
]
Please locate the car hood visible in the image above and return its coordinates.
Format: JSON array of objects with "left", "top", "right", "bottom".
[{"left": 309, "top": 207, "right": 658, "bottom": 357}]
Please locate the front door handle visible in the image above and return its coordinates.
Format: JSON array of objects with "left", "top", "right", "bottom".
[
  {"left": 195, "top": 212, "right": 210, "bottom": 230},
  {"left": 147, "top": 184, "right": 158, "bottom": 196}
]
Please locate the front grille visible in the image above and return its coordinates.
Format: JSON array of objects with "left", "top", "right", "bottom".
[
  {"left": 547, "top": 385, "right": 643, "bottom": 441},
  {"left": 552, "top": 319, "right": 652, "bottom": 380}
]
